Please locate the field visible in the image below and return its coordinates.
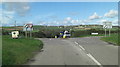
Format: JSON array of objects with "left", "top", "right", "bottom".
[
  {"left": 2, "top": 35, "right": 43, "bottom": 65},
  {"left": 1, "top": 25, "right": 119, "bottom": 65},
  {"left": 2, "top": 25, "right": 119, "bottom": 39},
  {"left": 101, "top": 34, "right": 119, "bottom": 46}
]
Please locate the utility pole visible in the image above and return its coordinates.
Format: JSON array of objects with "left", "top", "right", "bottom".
[
  {"left": 15, "top": 20, "right": 16, "bottom": 31},
  {"left": 109, "top": 29, "right": 111, "bottom": 36},
  {"left": 5, "top": 16, "right": 17, "bottom": 31},
  {"left": 25, "top": 30, "right": 27, "bottom": 38},
  {"left": 105, "top": 29, "right": 106, "bottom": 37},
  {"left": 30, "top": 30, "right": 32, "bottom": 39}
]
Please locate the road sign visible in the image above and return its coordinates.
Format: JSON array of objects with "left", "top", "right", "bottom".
[
  {"left": 103, "top": 22, "right": 112, "bottom": 36},
  {"left": 91, "top": 33, "right": 98, "bottom": 35},
  {"left": 103, "top": 22, "right": 112, "bottom": 29},
  {"left": 12, "top": 31, "right": 19, "bottom": 38},
  {"left": 23, "top": 24, "right": 33, "bottom": 38},
  {"left": 23, "top": 24, "right": 33, "bottom": 31}
]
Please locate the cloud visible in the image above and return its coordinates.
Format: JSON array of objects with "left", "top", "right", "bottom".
[
  {"left": 0, "top": 9, "right": 15, "bottom": 25},
  {"left": 96, "top": 19, "right": 118, "bottom": 26},
  {"left": 96, "top": 19, "right": 109, "bottom": 25},
  {"left": 3, "top": 11, "right": 15, "bottom": 15},
  {"left": 89, "top": 12, "right": 101, "bottom": 20},
  {"left": 4, "top": 2, "right": 30, "bottom": 16},
  {"left": 112, "top": 19, "right": 118, "bottom": 26},
  {"left": 1, "top": 16, "right": 14, "bottom": 25},
  {"left": 68, "top": 12, "right": 79, "bottom": 16},
  {"left": 0, "top": 0, "right": 2, "bottom": 2},
  {"left": 61, "top": 17, "right": 73, "bottom": 25},
  {"left": 47, "top": 15, "right": 58, "bottom": 19},
  {"left": 1, "top": 2, "right": 30, "bottom": 26},
  {"left": 71, "top": 20, "right": 78, "bottom": 24},
  {"left": 81, "top": 19, "right": 91, "bottom": 23},
  {"left": 23, "top": 6, "right": 30, "bottom": 10},
  {"left": 104, "top": 10, "right": 118, "bottom": 18},
  {"left": 64, "top": 17, "right": 72, "bottom": 21},
  {"left": 97, "top": 19, "right": 109, "bottom": 23},
  {"left": 70, "top": 19, "right": 80, "bottom": 25}
]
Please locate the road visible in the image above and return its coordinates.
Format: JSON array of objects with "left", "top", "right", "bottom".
[{"left": 27, "top": 37, "right": 118, "bottom": 66}]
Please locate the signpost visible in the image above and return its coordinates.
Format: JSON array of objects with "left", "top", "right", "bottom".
[
  {"left": 103, "top": 22, "right": 112, "bottom": 37},
  {"left": 23, "top": 24, "right": 33, "bottom": 38},
  {"left": 12, "top": 31, "right": 19, "bottom": 39}
]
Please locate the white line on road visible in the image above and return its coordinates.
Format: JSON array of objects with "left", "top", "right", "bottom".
[
  {"left": 87, "top": 53, "right": 102, "bottom": 66},
  {"left": 78, "top": 45, "right": 85, "bottom": 50},
  {"left": 74, "top": 42, "right": 82, "bottom": 50},
  {"left": 75, "top": 42, "right": 102, "bottom": 66},
  {"left": 75, "top": 42, "right": 78, "bottom": 44},
  {"left": 75, "top": 41, "right": 85, "bottom": 50}
]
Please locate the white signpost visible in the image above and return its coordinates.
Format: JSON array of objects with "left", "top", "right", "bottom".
[
  {"left": 23, "top": 24, "right": 33, "bottom": 38},
  {"left": 12, "top": 31, "right": 19, "bottom": 39},
  {"left": 103, "top": 22, "right": 112, "bottom": 36}
]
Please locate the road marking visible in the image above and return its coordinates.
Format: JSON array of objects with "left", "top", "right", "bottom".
[
  {"left": 49, "top": 39, "right": 52, "bottom": 40},
  {"left": 75, "top": 41, "right": 85, "bottom": 50},
  {"left": 75, "top": 42, "right": 78, "bottom": 44},
  {"left": 78, "top": 45, "right": 85, "bottom": 50},
  {"left": 87, "top": 53, "right": 102, "bottom": 66},
  {"left": 74, "top": 42, "right": 82, "bottom": 50}
]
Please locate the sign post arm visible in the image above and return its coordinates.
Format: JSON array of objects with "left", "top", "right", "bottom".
[
  {"left": 30, "top": 31, "right": 32, "bottom": 39},
  {"left": 109, "top": 29, "right": 110, "bottom": 36},
  {"left": 105, "top": 29, "right": 106, "bottom": 37}
]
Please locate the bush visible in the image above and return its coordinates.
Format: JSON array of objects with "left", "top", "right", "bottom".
[
  {"left": 71, "top": 30, "right": 91, "bottom": 37},
  {"left": 2, "top": 30, "right": 11, "bottom": 35},
  {"left": 32, "top": 31, "right": 46, "bottom": 38}
]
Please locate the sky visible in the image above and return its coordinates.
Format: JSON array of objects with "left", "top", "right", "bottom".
[{"left": 0, "top": 2, "right": 118, "bottom": 26}]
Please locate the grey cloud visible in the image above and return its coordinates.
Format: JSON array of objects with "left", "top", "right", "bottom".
[{"left": 4, "top": 2, "right": 30, "bottom": 16}]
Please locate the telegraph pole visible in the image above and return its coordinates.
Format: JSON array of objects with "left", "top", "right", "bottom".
[
  {"left": 30, "top": 31, "right": 32, "bottom": 38},
  {"left": 15, "top": 20, "right": 16, "bottom": 31},
  {"left": 105, "top": 29, "right": 106, "bottom": 37},
  {"left": 109, "top": 29, "right": 111, "bottom": 36}
]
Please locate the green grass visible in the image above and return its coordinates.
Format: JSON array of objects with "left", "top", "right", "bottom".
[
  {"left": 2, "top": 35, "right": 43, "bottom": 65},
  {"left": 77, "top": 34, "right": 104, "bottom": 38},
  {"left": 0, "top": 35, "right": 2, "bottom": 65},
  {"left": 101, "top": 34, "right": 119, "bottom": 46}
]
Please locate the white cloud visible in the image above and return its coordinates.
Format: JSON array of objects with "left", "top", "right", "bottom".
[
  {"left": 4, "top": 11, "right": 15, "bottom": 15},
  {"left": 4, "top": 2, "right": 30, "bottom": 16},
  {"left": 70, "top": 19, "right": 80, "bottom": 25},
  {"left": 63, "top": 20, "right": 68, "bottom": 24},
  {"left": 96, "top": 19, "right": 110, "bottom": 25},
  {"left": 0, "top": 15, "right": 13, "bottom": 25},
  {"left": 2, "top": 0, "right": 119, "bottom": 2},
  {"left": 27, "top": 21, "right": 32, "bottom": 24},
  {"left": 104, "top": 10, "right": 118, "bottom": 18},
  {"left": 64, "top": 17, "right": 72, "bottom": 21},
  {"left": 23, "top": 6, "right": 30, "bottom": 10},
  {"left": 97, "top": 19, "right": 109, "bottom": 23},
  {"left": 0, "top": 9, "right": 15, "bottom": 25},
  {"left": 83, "top": 19, "right": 91, "bottom": 23},
  {"left": 112, "top": 19, "right": 118, "bottom": 26},
  {"left": 71, "top": 20, "right": 78, "bottom": 23},
  {"left": 96, "top": 19, "right": 118, "bottom": 26},
  {"left": 89, "top": 12, "right": 101, "bottom": 20}
]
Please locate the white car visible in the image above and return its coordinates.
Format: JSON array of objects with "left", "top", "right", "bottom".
[{"left": 63, "top": 32, "right": 71, "bottom": 38}]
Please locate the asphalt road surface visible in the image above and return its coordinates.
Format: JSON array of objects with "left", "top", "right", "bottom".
[{"left": 27, "top": 37, "right": 118, "bottom": 66}]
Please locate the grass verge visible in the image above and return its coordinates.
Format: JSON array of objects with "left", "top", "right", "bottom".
[
  {"left": 101, "top": 34, "right": 119, "bottom": 46},
  {"left": 2, "top": 35, "right": 43, "bottom": 65},
  {"left": 77, "top": 34, "right": 104, "bottom": 38},
  {"left": 0, "top": 35, "right": 2, "bottom": 66}
]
